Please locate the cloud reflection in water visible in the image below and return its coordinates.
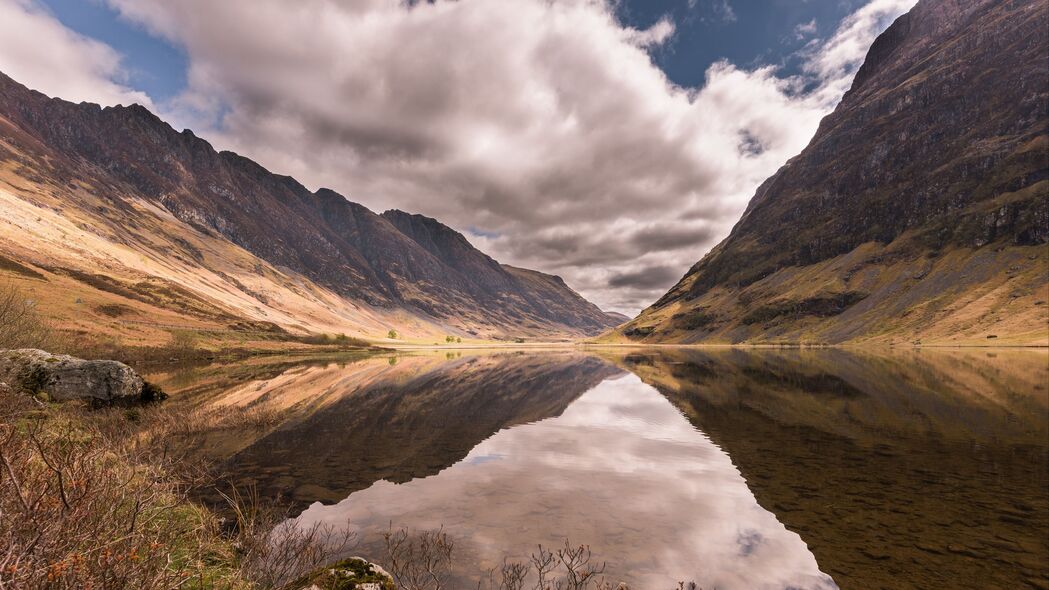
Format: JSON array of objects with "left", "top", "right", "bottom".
[{"left": 297, "top": 372, "right": 837, "bottom": 589}]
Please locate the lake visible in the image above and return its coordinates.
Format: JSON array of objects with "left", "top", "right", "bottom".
[{"left": 145, "top": 348, "right": 1049, "bottom": 589}]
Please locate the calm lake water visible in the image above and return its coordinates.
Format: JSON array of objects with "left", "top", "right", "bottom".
[{"left": 145, "top": 348, "right": 1049, "bottom": 590}]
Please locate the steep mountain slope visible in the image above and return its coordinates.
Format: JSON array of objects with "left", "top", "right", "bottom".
[
  {"left": 0, "top": 72, "right": 619, "bottom": 343},
  {"left": 381, "top": 210, "right": 615, "bottom": 333},
  {"left": 613, "top": 0, "right": 1048, "bottom": 345}
]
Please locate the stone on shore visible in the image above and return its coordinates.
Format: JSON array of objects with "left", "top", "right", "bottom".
[
  {"left": 286, "top": 557, "right": 395, "bottom": 590},
  {"left": 0, "top": 349, "right": 162, "bottom": 405}
]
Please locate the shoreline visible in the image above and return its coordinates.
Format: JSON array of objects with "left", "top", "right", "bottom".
[{"left": 387, "top": 341, "right": 1049, "bottom": 350}]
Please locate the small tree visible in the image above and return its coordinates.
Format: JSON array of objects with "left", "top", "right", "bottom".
[
  {"left": 388, "top": 329, "right": 398, "bottom": 340},
  {"left": 456, "top": 337, "right": 461, "bottom": 344},
  {"left": 0, "top": 282, "right": 51, "bottom": 349},
  {"left": 169, "top": 329, "right": 200, "bottom": 356}
]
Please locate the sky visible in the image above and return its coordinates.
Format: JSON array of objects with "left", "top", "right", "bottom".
[{"left": 0, "top": 0, "right": 916, "bottom": 315}]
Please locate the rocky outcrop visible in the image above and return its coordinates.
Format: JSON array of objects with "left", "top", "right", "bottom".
[
  {"left": 616, "top": 0, "right": 1048, "bottom": 345},
  {"left": 0, "top": 349, "right": 161, "bottom": 405}
]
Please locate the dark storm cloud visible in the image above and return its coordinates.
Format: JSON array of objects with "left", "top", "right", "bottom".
[
  {"left": 608, "top": 265, "right": 683, "bottom": 289},
  {"left": 628, "top": 223, "right": 718, "bottom": 252}
]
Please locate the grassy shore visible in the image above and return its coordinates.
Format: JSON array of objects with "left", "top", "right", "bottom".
[
  {"left": 0, "top": 385, "right": 247, "bottom": 588},
  {"left": 0, "top": 384, "right": 381, "bottom": 589}
]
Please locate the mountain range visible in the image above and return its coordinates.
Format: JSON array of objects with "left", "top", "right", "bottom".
[
  {"left": 0, "top": 72, "right": 621, "bottom": 346},
  {"left": 0, "top": 0, "right": 1045, "bottom": 349},
  {"left": 612, "top": 0, "right": 1047, "bottom": 346}
]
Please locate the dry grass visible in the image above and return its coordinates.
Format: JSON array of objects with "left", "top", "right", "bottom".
[
  {"left": 0, "top": 388, "right": 241, "bottom": 589},
  {"left": 0, "top": 387, "right": 354, "bottom": 590}
]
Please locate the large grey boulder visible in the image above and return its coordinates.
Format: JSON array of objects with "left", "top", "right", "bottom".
[{"left": 0, "top": 349, "right": 161, "bottom": 405}]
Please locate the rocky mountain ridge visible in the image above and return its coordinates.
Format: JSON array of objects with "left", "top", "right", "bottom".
[
  {"left": 613, "top": 0, "right": 1048, "bottom": 345},
  {"left": 0, "top": 72, "right": 620, "bottom": 342}
]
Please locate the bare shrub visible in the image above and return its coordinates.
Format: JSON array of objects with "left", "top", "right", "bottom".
[
  {"left": 0, "top": 281, "right": 52, "bottom": 349},
  {"left": 0, "top": 389, "right": 232, "bottom": 589},
  {"left": 221, "top": 485, "right": 358, "bottom": 590},
  {"left": 472, "top": 539, "right": 700, "bottom": 590},
  {"left": 382, "top": 526, "right": 455, "bottom": 590},
  {"left": 556, "top": 542, "right": 606, "bottom": 589},
  {"left": 497, "top": 542, "right": 607, "bottom": 590},
  {"left": 382, "top": 531, "right": 633, "bottom": 590},
  {"left": 497, "top": 560, "right": 529, "bottom": 590}
]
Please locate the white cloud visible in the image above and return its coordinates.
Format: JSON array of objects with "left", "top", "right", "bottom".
[
  {"left": 85, "top": 0, "right": 912, "bottom": 315},
  {"left": 627, "top": 15, "right": 676, "bottom": 48},
  {"left": 0, "top": 0, "right": 151, "bottom": 107},
  {"left": 794, "top": 18, "right": 818, "bottom": 40},
  {"left": 803, "top": 0, "right": 917, "bottom": 105}
]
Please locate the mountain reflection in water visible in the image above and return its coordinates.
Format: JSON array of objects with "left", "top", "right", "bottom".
[{"left": 148, "top": 348, "right": 1048, "bottom": 590}]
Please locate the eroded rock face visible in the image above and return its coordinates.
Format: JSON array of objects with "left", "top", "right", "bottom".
[{"left": 0, "top": 349, "right": 154, "bottom": 405}]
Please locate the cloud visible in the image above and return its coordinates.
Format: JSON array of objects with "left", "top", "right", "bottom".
[
  {"left": 794, "top": 18, "right": 818, "bottom": 40},
  {"left": 690, "top": 0, "right": 737, "bottom": 24},
  {"left": 608, "top": 266, "right": 683, "bottom": 289},
  {"left": 803, "top": 0, "right": 917, "bottom": 104},
  {"left": 627, "top": 15, "right": 676, "bottom": 48},
  {"left": 715, "top": 0, "right": 737, "bottom": 23},
  {"left": 97, "top": 0, "right": 913, "bottom": 315},
  {"left": 0, "top": 0, "right": 151, "bottom": 108}
]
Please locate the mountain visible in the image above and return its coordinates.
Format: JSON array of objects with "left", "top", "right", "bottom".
[
  {"left": 613, "top": 0, "right": 1048, "bottom": 346},
  {"left": 0, "top": 72, "right": 619, "bottom": 345}
]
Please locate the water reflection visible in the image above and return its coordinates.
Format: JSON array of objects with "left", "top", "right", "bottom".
[
  {"left": 151, "top": 348, "right": 1049, "bottom": 590},
  {"left": 297, "top": 372, "right": 836, "bottom": 590},
  {"left": 163, "top": 352, "right": 620, "bottom": 509},
  {"left": 606, "top": 348, "right": 1049, "bottom": 590}
]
